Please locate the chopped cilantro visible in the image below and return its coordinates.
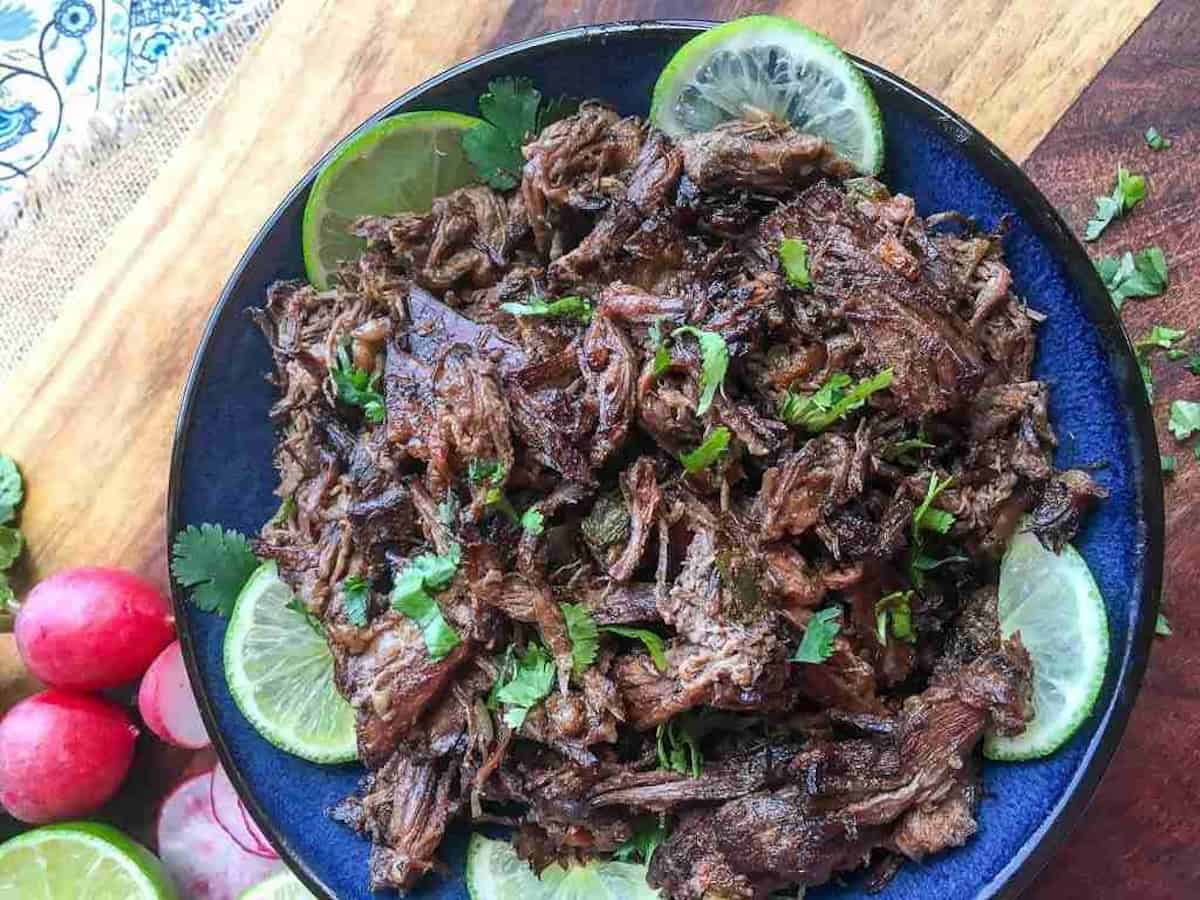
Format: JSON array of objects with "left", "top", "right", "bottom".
[
  {"left": 600, "top": 625, "right": 668, "bottom": 671},
  {"left": 913, "top": 472, "right": 956, "bottom": 535},
  {"left": 1084, "top": 165, "right": 1146, "bottom": 242},
  {"left": 0, "top": 527, "right": 23, "bottom": 571},
  {"left": 1168, "top": 400, "right": 1200, "bottom": 441},
  {"left": 1145, "top": 127, "right": 1171, "bottom": 151},
  {"left": 671, "top": 326, "right": 729, "bottom": 416},
  {"left": 1187, "top": 356, "right": 1200, "bottom": 376},
  {"left": 0, "top": 572, "right": 13, "bottom": 614},
  {"left": 500, "top": 295, "right": 593, "bottom": 323},
  {"left": 1156, "top": 612, "right": 1172, "bottom": 637},
  {"left": 1136, "top": 326, "right": 1185, "bottom": 352},
  {"left": 171, "top": 524, "right": 260, "bottom": 617},
  {"left": 461, "top": 77, "right": 563, "bottom": 190},
  {"left": 493, "top": 642, "right": 556, "bottom": 728},
  {"left": 778, "top": 369, "right": 893, "bottom": 432},
  {"left": 1194, "top": 445, "right": 1200, "bottom": 462},
  {"left": 1095, "top": 247, "right": 1168, "bottom": 310},
  {"left": 390, "top": 545, "right": 461, "bottom": 660},
  {"left": 883, "top": 436, "right": 935, "bottom": 465},
  {"left": 657, "top": 717, "right": 702, "bottom": 777},
  {"left": 560, "top": 603, "right": 599, "bottom": 674},
  {"left": 342, "top": 575, "right": 370, "bottom": 627},
  {"left": 0, "top": 455, "right": 22, "bottom": 525},
  {"left": 875, "top": 590, "right": 915, "bottom": 643},
  {"left": 614, "top": 816, "right": 669, "bottom": 864},
  {"left": 330, "top": 340, "right": 385, "bottom": 423},
  {"left": 1161, "top": 455, "right": 1177, "bottom": 475},
  {"left": 1168, "top": 349, "right": 1188, "bottom": 361},
  {"left": 779, "top": 238, "right": 811, "bottom": 289},
  {"left": 791, "top": 606, "right": 841, "bottom": 664},
  {"left": 649, "top": 318, "right": 672, "bottom": 376},
  {"left": 520, "top": 507, "right": 545, "bottom": 536},
  {"left": 680, "top": 427, "right": 731, "bottom": 474},
  {"left": 468, "top": 458, "right": 507, "bottom": 486}
]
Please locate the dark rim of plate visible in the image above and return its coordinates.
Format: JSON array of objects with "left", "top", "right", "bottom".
[{"left": 167, "top": 19, "right": 1164, "bottom": 900}]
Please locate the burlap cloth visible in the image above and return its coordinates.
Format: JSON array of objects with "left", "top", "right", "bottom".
[{"left": 0, "top": 0, "right": 285, "bottom": 381}]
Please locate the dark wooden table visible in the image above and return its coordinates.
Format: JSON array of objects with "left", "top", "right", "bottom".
[{"left": 0, "top": 1, "right": 1195, "bottom": 896}]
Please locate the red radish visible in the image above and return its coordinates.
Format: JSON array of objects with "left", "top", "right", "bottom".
[
  {"left": 16, "top": 567, "right": 175, "bottom": 690},
  {"left": 0, "top": 689, "right": 138, "bottom": 823},
  {"left": 138, "top": 640, "right": 210, "bottom": 749},
  {"left": 158, "top": 769, "right": 281, "bottom": 899},
  {"left": 209, "top": 764, "right": 277, "bottom": 859}
]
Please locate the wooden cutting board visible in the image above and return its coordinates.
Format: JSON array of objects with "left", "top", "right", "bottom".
[{"left": 3, "top": 0, "right": 1197, "bottom": 895}]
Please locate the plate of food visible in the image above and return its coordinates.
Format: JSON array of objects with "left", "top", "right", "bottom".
[{"left": 167, "top": 16, "right": 1163, "bottom": 900}]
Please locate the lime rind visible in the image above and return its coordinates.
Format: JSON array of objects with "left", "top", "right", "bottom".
[
  {"left": 0, "top": 821, "right": 178, "bottom": 900},
  {"left": 984, "top": 530, "right": 1110, "bottom": 761},
  {"left": 302, "top": 110, "right": 483, "bottom": 289},
  {"left": 223, "top": 561, "right": 358, "bottom": 764},
  {"left": 650, "top": 16, "right": 883, "bottom": 175}
]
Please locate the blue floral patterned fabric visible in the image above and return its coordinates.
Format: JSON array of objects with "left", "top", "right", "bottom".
[{"left": 0, "top": 0, "right": 244, "bottom": 216}]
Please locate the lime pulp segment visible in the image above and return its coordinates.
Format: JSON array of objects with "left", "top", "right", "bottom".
[
  {"left": 466, "top": 835, "right": 662, "bottom": 900},
  {"left": 984, "top": 530, "right": 1110, "bottom": 761},
  {"left": 239, "top": 870, "right": 317, "bottom": 900},
  {"left": 223, "top": 561, "right": 358, "bottom": 763},
  {"left": 650, "top": 15, "right": 883, "bottom": 174},
  {"left": 302, "top": 110, "right": 484, "bottom": 289},
  {"left": 0, "top": 822, "right": 178, "bottom": 900}
]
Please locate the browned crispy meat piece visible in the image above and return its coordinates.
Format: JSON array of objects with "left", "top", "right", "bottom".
[{"left": 253, "top": 102, "right": 1098, "bottom": 898}]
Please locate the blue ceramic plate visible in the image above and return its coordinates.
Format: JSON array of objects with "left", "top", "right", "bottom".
[{"left": 168, "top": 20, "right": 1163, "bottom": 900}]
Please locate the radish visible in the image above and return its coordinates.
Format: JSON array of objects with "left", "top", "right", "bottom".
[
  {"left": 16, "top": 567, "right": 175, "bottom": 690},
  {"left": 158, "top": 769, "right": 281, "bottom": 899},
  {"left": 208, "top": 764, "right": 277, "bottom": 859},
  {"left": 0, "top": 689, "right": 138, "bottom": 823},
  {"left": 139, "top": 640, "right": 210, "bottom": 749}
]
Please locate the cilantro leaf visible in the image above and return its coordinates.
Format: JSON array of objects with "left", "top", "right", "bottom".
[
  {"left": 494, "top": 642, "right": 556, "bottom": 728},
  {"left": 468, "top": 458, "right": 507, "bottom": 486},
  {"left": 779, "top": 369, "right": 893, "bottom": 432},
  {"left": 1085, "top": 165, "right": 1146, "bottom": 241},
  {"left": 462, "top": 77, "right": 542, "bottom": 189},
  {"left": 875, "top": 590, "right": 915, "bottom": 644},
  {"left": 657, "top": 717, "right": 702, "bottom": 777},
  {"left": 342, "top": 575, "right": 370, "bottom": 627},
  {"left": 1161, "top": 454, "right": 1177, "bottom": 475},
  {"left": 779, "top": 238, "right": 811, "bottom": 289},
  {"left": 561, "top": 603, "right": 599, "bottom": 674},
  {"left": 391, "top": 545, "right": 461, "bottom": 660},
  {"left": 1168, "top": 401, "right": 1200, "bottom": 441},
  {"left": 520, "top": 507, "right": 545, "bottom": 535},
  {"left": 792, "top": 607, "right": 841, "bottom": 664},
  {"left": 171, "top": 524, "right": 260, "bottom": 616},
  {"left": 500, "top": 295, "right": 593, "bottom": 323},
  {"left": 1156, "top": 613, "right": 1172, "bottom": 637},
  {"left": 614, "top": 816, "right": 669, "bottom": 864},
  {"left": 680, "top": 427, "right": 731, "bottom": 474},
  {"left": 0, "top": 455, "right": 21, "bottom": 525},
  {"left": 913, "top": 472, "right": 956, "bottom": 536},
  {"left": 1096, "top": 247, "right": 1168, "bottom": 310},
  {"left": 600, "top": 625, "right": 668, "bottom": 671},
  {"left": 0, "top": 571, "right": 13, "bottom": 614},
  {"left": 671, "top": 327, "right": 729, "bottom": 416},
  {"left": 0, "top": 527, "right": 22, "bottom": 570},
  {"left": 331, "top": 340, "right": 385, "bottom": 423},
  {"left": 649, "top": 319, "right": 672, "bottom": 376},
  {"left": 1145, "top": 127, "right": 1171, "bottom": 151},
  {"left": 883, "top": 436, "right": 935, "bottom": 464}
]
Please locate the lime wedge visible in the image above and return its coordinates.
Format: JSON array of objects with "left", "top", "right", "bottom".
[
  {"left": 984, "top": 530, "right": 1110, "bottom": 761},
  {"left": 650, "top": 15, "right": 884, "bottom": 174},
  {"left": 302, "top": 110, "right": 483, "bottom": 289},
  {"left": 224, "top": 561, "right": 357, "bottom": 763},
  {"left": 239, "top": 870, "right": 317, "bottom": 900},
  {"left": 466, "top": 835, "right": 661, "bottom": 900},
  {"left": 0, "top": 822, "right": 178, "bottom": 900}
]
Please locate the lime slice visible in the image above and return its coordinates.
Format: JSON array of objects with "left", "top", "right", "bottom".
[
  {"left": 240, "top": 870, "right": 317, "bottom": 900},
  {"left": 224, "top": 561, "right": 357, "bottom": 763},
  {"left": 466, "top": 835, "right": 661, "bottom": 900},
  {"left": 302, "top": 110, "right": 483, "bottom": 289},
  {"left": 0, "top": 822, "right": 178, "bottom": 900},
  {"left": 650, "top": 15, "right": 884, "bottom": 174},
  {"left": 984, "top": 530, "right": 1110, "bottom": 761}
]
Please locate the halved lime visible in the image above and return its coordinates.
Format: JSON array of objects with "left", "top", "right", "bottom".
[
  {"left": 224, "top": 561, "right": 357, "bottom": 763},
  {"left": 650, "top": 15, "right": 884, "bottom": 174},
  {"left": 240, "top": 870, "right": 316, "bottom": 900},
  {"left": 466, "top": 835, "right": 661, "bottom": 900},
  {"left": 0, "top": 822, "right": 177, "bottom": 899},
  {"left": 984, "top": 530, "right": 1110, "bottom": 761},
  {"left": 302, "top": 111, "right": 483, "bottom": 289}
]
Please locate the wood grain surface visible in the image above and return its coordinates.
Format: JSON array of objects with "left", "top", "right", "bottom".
[
  {"left": 1023, "top": 1, "right": 1200, "bottom": 897},
  {"left": 0, "top": 0, "right": 1188, "bottom": 893}
]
